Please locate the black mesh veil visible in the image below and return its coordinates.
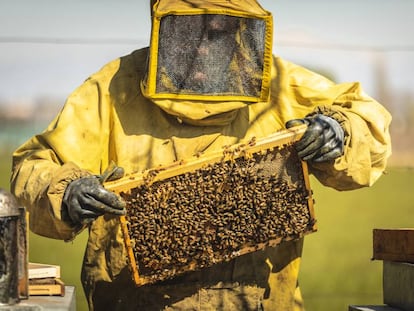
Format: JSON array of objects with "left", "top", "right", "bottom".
[{"left": 155, "top": 14, "right": 267, "bottom": 98}]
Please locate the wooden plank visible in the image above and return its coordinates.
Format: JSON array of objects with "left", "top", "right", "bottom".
[
  {"left": 383, "top": 261, "right": 414, "bottom": 311},
  {"left": 373, "top": 228, "right": 414, "bottom": 263},
  {"left": 105, "top": 125, "right": 307, "bottom": 194},
  {"left": 349, "top": 306, "right": 403, "bottom": 311}
]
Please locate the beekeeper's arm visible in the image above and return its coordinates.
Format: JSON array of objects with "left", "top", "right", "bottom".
[
  {"left": 284, "top": 60, "right": 392, "bottom": 191},
  {"left": 10, "top": 76, "right": 124, "bottom": 241}
]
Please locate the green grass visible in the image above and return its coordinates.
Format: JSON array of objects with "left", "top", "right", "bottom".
[
  {"left": 300, "top": 168, "right": 414, "bottom": 310},
  {"left": 1, "top": 151, "right": 412, "bottom": 311}
]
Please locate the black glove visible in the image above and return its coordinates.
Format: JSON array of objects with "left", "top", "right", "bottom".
[
  {"left": 286, "top": 114, "right": 345, "bottom": 162},
  {"left": 62, "top": 175, "right": 126, "bottom": 226}
]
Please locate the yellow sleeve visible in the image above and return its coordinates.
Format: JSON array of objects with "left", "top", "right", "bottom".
[
  {"left": 286, "top": 60, "right": 392, "bottom": 190},
  {"left": 10, "top": 74, "right": 113, "bottom": 240}
]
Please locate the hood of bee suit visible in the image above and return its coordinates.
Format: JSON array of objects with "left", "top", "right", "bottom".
[{"left": 142, "top": 0, "right": 273, "bottom": 126}]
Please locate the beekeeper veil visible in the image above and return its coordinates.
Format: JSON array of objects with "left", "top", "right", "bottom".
[{"left": 142, "top": 0, "right": 273, "bottom": 104}]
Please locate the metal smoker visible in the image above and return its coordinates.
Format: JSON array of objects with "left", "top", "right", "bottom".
[{"left": 0, "top": 188, "right": 28, "bottom": 305}]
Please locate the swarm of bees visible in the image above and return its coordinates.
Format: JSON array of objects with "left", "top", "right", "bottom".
[{"left": 119, "top": 142, "right": 316, "bottom": 285}]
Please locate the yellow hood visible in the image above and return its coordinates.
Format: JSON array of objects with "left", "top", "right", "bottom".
[
  {"left": 149, "top": 97, "right": 249, "bottom": 126},
  {"left": 143, "top": 0, "right": 273, "bottom": 104}
]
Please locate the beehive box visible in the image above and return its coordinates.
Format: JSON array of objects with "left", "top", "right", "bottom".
[
  {"left": 383, "top": 261, "right": 414, "bottom": 311},
  {"left": 105, "top": 125, "right": 316, "bottom": 286},
  {"left": 373, "top": 228, "right": 414, "bottom": 263}
]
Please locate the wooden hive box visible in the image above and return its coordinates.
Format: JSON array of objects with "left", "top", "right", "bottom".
[
  {"left": 383, "top": 261, "right": 414, "bottom": 311},
  {"left": 105, "top": 125, "right": 317, "bottom": 286},
  {"left": 373, "top": 228, "right": 414, "bottom": 263}
]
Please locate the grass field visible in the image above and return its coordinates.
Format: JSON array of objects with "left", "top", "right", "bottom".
[
  {"left": 0, "top": 151, "right": 412, "bottom": 311},
  {"left": 300, "top": 167, "right": 413, "bottom": 309}
]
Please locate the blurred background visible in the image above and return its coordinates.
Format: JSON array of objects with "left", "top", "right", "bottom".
[{"left": 0, "top": 1, "right": 413, "bottom": 310}]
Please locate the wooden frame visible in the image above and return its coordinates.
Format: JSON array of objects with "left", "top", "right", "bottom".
[{"left": 105, "top": 125, "right": 317, "bottom": 286}]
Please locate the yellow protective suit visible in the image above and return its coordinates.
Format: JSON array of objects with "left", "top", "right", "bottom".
[{"left": 11, "top": 47, "right": 391, "bottom": 310}]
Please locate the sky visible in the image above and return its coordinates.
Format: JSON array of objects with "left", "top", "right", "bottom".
[{"left": 0, "top": 0, "right": 413, "bottom": 111}]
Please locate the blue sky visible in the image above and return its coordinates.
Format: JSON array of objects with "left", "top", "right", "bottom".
[{"left": 0, "top": 0, "right": 413, "bottom": 109}]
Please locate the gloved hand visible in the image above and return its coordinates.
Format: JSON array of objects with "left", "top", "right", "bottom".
[
  {"left": 285, "top": 114, "right": 345, "bottom": 162},
  {"left": 62, "top": 173, "right": 126, "bottom": 226}
]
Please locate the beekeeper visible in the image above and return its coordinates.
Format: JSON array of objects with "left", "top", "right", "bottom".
[{"left": 11, "top": 0, "right": 391, "bottom": 310}]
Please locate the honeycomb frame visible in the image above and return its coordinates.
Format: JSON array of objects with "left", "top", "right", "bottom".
[{"left": 105, "top": 125, "right": 316, "bottom": 286}]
